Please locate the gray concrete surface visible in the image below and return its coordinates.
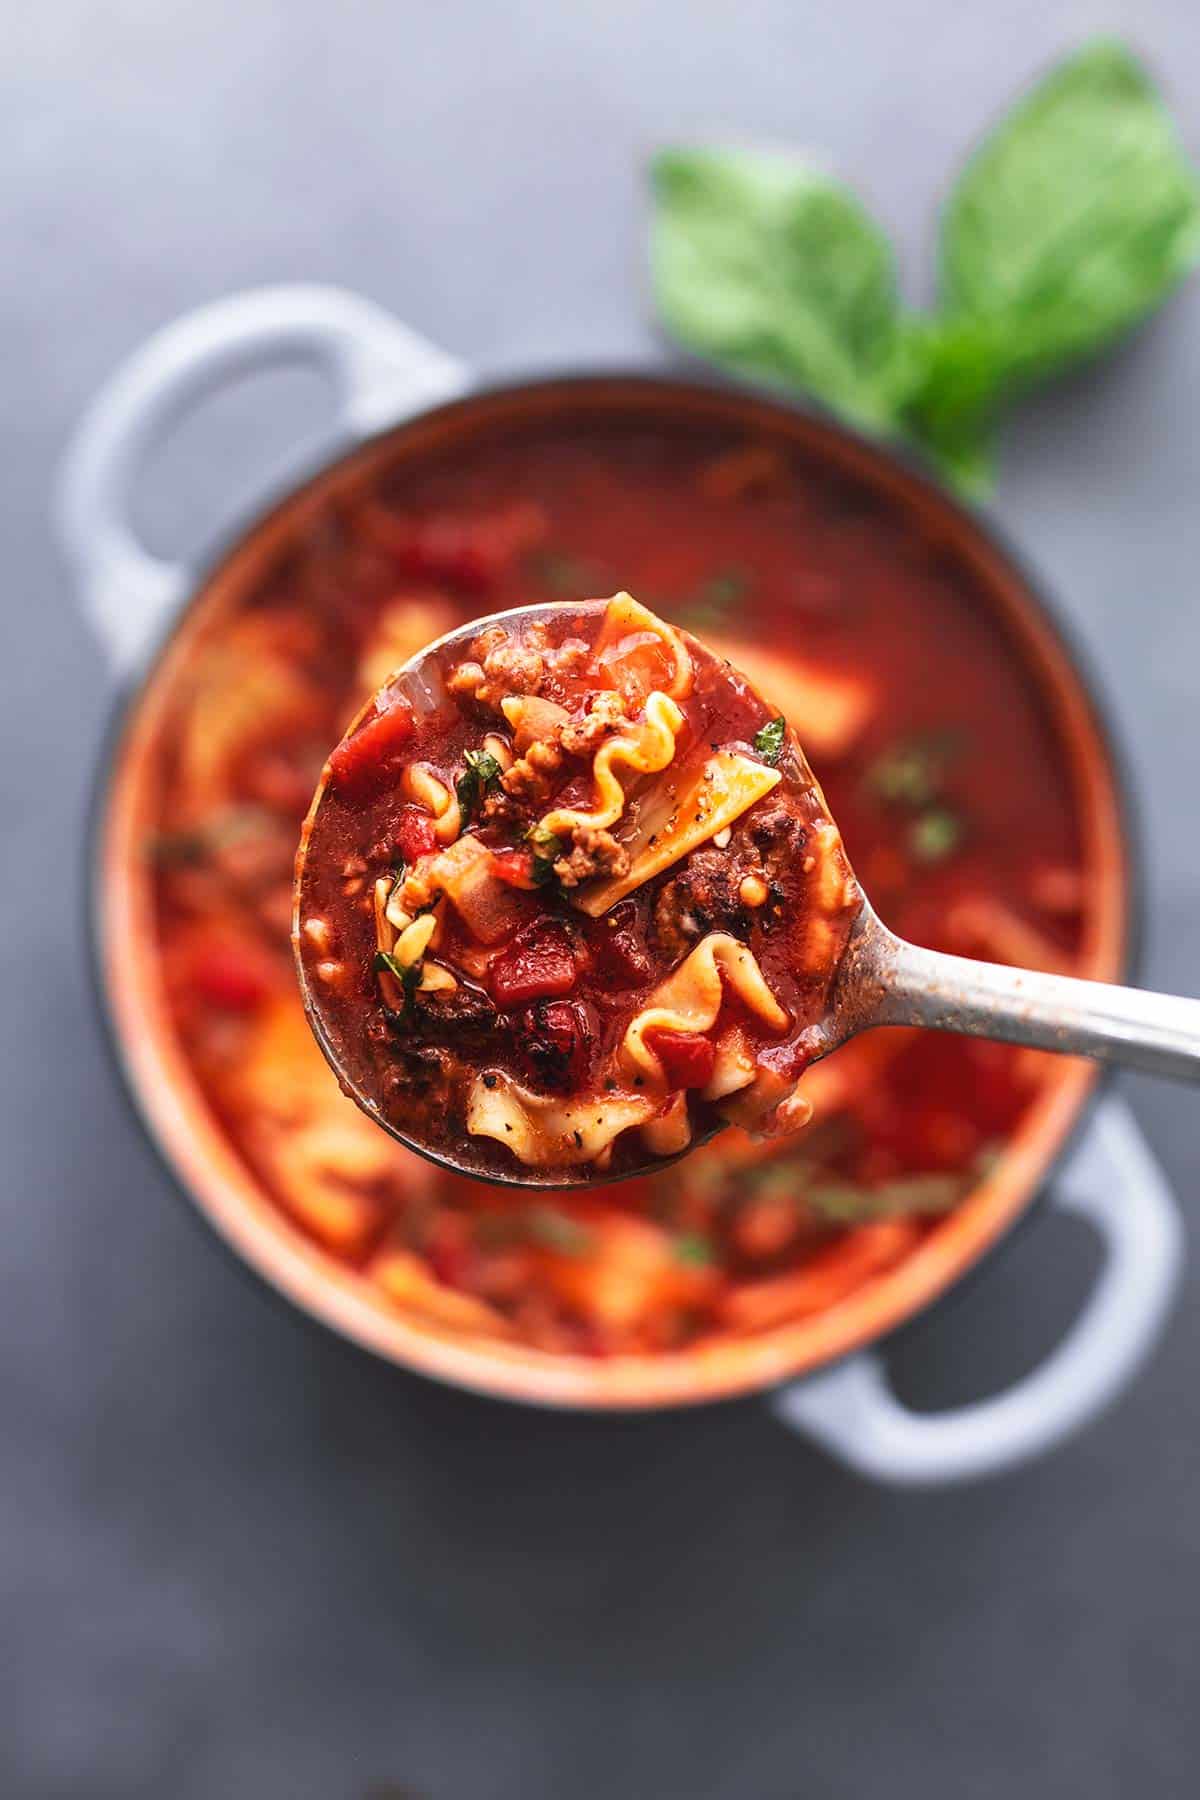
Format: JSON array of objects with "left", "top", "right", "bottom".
[{"left": 5, "top": 3, "right": 1200, "bottom": 1795}]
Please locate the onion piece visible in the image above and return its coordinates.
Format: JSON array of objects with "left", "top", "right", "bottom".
[{"left": 427, "top": 835, "right": 529, "bottom": 945}]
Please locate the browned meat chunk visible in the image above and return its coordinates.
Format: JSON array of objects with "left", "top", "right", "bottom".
[
  {"left": 479, "top": 788, "right": 524, "bottom": 827},
  {"left": 653, "top": 848, "right": 749, "bottom": 958},
  {"left": 554, "top": 826, "right": 631, "bottom": 889},
  {"left": 749, "top": 806, "right": 807, "bottom": 881},
  {"left": 560, "top": 690, "right": 634, "bottom": 756},
  {"left": 449, "top": 624, "right": 549, "bottom": 710},
  {"left": 502, "top": 738, "right": 566, "bottom": 802}
]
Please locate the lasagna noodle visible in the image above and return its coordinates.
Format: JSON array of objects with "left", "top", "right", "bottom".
[
  {"left": 466, "top": 1075, "right": 658, "bottom": 1168},
  {"left": 539, "top": 690, "right": 684, "bottom": 839},
  {"left": 575, "top": 752, "right": 781, "bottom": 917},
  {"left": 701, "top": 1028, "right": 758, "bottom": 1102},
  {"left": 622, "top": 933, "right": 789, "bottom": 1085},
  {"left": 640, "top": 1092, "right": 692, "bottom": 1156}
]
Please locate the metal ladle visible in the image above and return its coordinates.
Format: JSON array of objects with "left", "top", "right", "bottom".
[
  {"left": 296, "top": 602, "right": 1200, "bottom": 1188},
  {"left": 811, "top": 896, "right": 1200, "bottom": 1081}
]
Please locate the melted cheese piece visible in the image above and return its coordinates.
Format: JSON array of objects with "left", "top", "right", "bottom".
[
  {"left": 466, "top": 1075, "right": 658, "bottom": 1168},
  {"left": 539, "top": 690, "right": 684, "bottom": 840},
  {"left": 622, "top": 932, "right": 789, "bottom": 1085},
  {"left": 575, "top": 752, "right": 781, "bottom": 917}
]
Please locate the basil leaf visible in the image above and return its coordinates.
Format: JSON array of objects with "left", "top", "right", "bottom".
[
  {"left": 650, "top": 148, "right": 917, "bottom": 433},
  {"left": 647, "top": 45, "right": 1200, "bottom": 500},
  {"left": 753, "top": 716, "right": 786, "bottom": 765},
  {"left": 455, "top": 749, "right": 503, "bottom": 824},
  {"left": 908, "top": 43, "right": 1200, "bottom": 466}
]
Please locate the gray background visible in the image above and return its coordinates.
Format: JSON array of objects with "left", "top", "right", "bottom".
[{"left": 6, "top": 2, "right": 1200, "bottom": 1795}]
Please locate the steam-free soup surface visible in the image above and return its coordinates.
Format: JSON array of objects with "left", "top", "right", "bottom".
[{"left": 139, "top": 408, "right": 1088, "bottom": 1354}]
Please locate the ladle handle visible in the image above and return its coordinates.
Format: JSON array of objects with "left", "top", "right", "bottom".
[{"left": 871, "top": 930, "right": 1200, "bottom": 1082}]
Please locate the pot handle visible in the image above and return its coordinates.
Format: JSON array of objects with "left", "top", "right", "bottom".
[
  {"left": 770, "top": 1095, "right": 1182, "bottom": 1485},
  {"left": 55, "top": 284, "right": 469, "bottom": 672}
]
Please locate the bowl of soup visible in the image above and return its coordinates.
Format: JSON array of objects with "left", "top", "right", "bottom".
[{"left": 72, "top": 289, "right": 1137, "bottom": 1418}]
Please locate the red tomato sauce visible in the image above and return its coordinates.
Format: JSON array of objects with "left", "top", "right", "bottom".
[{"left": 140, "top": 411, "right": 1088, "bottom": 1354}]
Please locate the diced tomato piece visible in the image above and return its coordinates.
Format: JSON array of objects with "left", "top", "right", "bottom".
[
  {"left": 643, "top": 1028, "right": 716, "bottom": 1091},
  {"left": 395, "top": 807, "right": 438, "bottom": 864},
  {"left": 190, "top": 941, "right": 273, "bottom": 1012},
  {"left": 489, "top": 849, "right": 539, "bottom": 890},
  {"left": 489, "top": 926, "right": 578, "bottom": 1007},
  {"left": 598, "top": 631, "right": 676, "bottom": 708},
  {"left": 327, "top": 695, "right": 415, "bottom": 797}
]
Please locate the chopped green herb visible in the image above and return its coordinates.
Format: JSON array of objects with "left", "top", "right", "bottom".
[
  {"left": 674, "top": 1231, "right": 715, "bottom": 1267},
  {"left": 374, "top": 949, "right": 420, "bottom": 1007},
  {"left": 525, "top": 1205, "right": 593, "bottom": 1255},
  {"left": 525, "top": 822, "right": 564, "bottom": 885},
  {"left": 865, "top": 728, "right": 966, "bottom": 816},
  {"left": 145, "top": 806, "right": 268, "bottom": 866},
  {"left": 146, "top": 826, "right": 210, "bottom": 867},
  {"left": 702, "top": 566, "right": 749, "bottom": 606},
  {"left": 742, "top": 1160, "right": 811, "bottom": 1204},
  {"left": 806, "top": 1174, "right": 964, "bottom": 1222},
  {"left": 753, "top": 716, "right": 786, "bottom": 765},
  {"left": 455, "top": 749, "right": 503, "bottom": 824},
  {"left": 529, "top": 549, "right": 608, "bottom": 597},
  {"left": 908, "top": 807, "right": 963, "bottom": 864},
  {"left": 675, "top": 566, "right": 752, "bottom": 629}
]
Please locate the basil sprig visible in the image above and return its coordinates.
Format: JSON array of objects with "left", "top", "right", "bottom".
[{"left": 650, "top": 42, "right": 1200, "bottom": 494}]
